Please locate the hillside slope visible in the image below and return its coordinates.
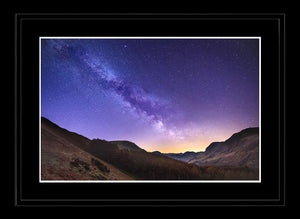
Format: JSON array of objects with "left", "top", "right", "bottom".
[
  {"left": 41, "top": 117, "right": 258, "bottom": 180},
  {"left": 41, "top": 117, "right": 133, "bottom": 180},
  {"left": 189, "top": 128, "right": 259, "bottom": 168}
]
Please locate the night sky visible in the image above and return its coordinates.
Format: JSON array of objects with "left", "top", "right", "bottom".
[{"left": 41, "top": 38, "right": 259, "bottom": 153}]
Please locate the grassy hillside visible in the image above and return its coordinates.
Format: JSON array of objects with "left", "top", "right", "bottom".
[{"left": 41, "top": 117, "right": 133, "bottom": 180}]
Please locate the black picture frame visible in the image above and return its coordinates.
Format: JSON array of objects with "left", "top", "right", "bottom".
[{"left": 14, "top": 13, "right": 286, "bottom": 207}]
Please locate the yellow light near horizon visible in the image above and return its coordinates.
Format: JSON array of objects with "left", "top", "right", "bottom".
[
  {"left": 142, "top": 140, "right": 210, "bottom": 153},
  {"left": 139, "top": 128, "right": 236, "bottom": 153}
]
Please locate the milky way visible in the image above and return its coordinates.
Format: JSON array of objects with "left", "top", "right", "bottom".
[{"left": 41, "top": 38, "right": 259, "bottom": 153}]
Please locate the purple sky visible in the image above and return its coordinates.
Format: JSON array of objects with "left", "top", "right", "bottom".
[{"left": 41, "top": 38, "right": 259, "bottom": 153}]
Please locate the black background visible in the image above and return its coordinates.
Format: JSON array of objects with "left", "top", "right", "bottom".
[{"left": 14, "top": 13, "right": 285, "bottom": 206}]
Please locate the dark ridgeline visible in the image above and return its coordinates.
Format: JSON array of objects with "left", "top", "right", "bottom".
[{"left": 41, "top": 117, "right": 259, "bottom": 180}]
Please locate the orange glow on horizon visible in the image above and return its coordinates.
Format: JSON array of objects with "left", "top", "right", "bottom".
[
  {"left": 137, "top": 128, "right": 238, "bottom": 153},
  {"left": 140, "top": 139, "right": 213, "bottom": 153}
]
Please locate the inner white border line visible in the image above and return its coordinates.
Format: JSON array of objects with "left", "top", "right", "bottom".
[{"left": 39, "top": 36, "right": 261, "bottom": 183}]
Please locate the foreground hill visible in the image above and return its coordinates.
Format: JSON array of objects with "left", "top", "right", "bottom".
[
  {"left": 41, "top": 117, "right": 133, "bottom": 180},
  {"left": 41, "top": 117, "right": 258, "bottom": 180}
]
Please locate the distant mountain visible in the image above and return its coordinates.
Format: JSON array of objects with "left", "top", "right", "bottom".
[
  {"left": 189, "top": 127, "right": 259, "bottom": 168},
  {"left": 155, "top": 127, "right": 259, "bottom": 168},
  {"left": 155, "top": 151, "right": 199, "bottom": 162},
  {"left": 41, "top": 117, "right": 259, "bottom": 180},
  {"left": 152, "top": 151, "right": 162, "bottom": 155},
  {"left": 110, "top": 140, "right": 145, "bottom": 152}
]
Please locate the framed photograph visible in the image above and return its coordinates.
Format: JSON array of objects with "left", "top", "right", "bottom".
[{"left": 14, "top": 13, "right": 285, "bottom": 206}]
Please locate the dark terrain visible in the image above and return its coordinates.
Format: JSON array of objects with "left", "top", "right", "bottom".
[
  {"left": 41, "top": 117, "right": 259, "bottom": 180},
  {"left": 159, "top": 128, "right": 259, "bottom": 168}
]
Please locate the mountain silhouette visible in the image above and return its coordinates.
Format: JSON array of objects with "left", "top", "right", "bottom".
[
  {"left": 41, "top": 117, "right": 259, "bottom": 180},
  {"left": 110, "top": 140, "right": 145, "bottom": 152},
  {"left": 159, "top": 127, "right": 259, "bottom": 168}
]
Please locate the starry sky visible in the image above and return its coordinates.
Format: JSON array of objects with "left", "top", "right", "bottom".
[{"left": 41, "top": 38, "right": 259, "bottom": 153}]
